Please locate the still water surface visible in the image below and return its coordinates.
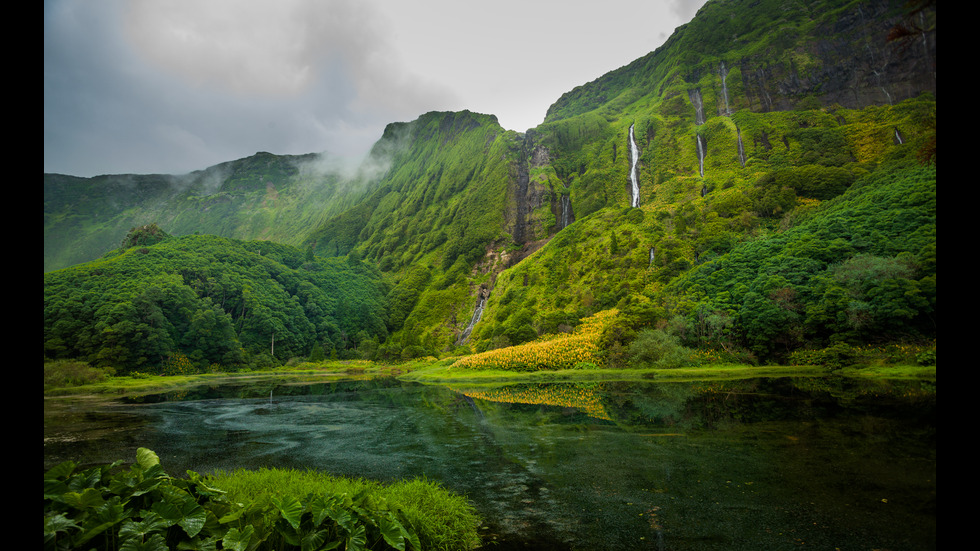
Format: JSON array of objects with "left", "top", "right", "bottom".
[{"left": 43, "top": 375, "right": 935, "bottom": 550}]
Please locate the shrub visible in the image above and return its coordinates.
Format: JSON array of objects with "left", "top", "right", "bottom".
[
  {"left": 43, "top": 359, "right": 114, "bottom": 388},
  {"left": 627, "top": 329, "right": 693, "bottom": 369},
  {"left": 159, "top": 351, "right": 198, "bottom": 376}
]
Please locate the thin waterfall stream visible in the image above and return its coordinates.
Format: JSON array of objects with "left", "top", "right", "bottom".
[{"left": 628, "top": 123, "right": 640, "bottom": 208}]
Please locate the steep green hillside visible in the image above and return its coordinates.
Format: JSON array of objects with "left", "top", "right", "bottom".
[
  {"left": 43, "top": 231, "right": 389, "bottom": 372},
  {"left": 303, "top": 110, "right": 566, "bottom": 357},
  {"left": 44, "top": 151, "right": 376, "bottom": 272},
  {"left": 333, "top": 0, "right": 937, "bottom": 360},
  {"left": 42, "top": 0, "right": 936, "bottom": 369}
]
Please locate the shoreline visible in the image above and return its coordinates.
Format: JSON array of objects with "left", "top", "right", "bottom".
[{"left": 43, "top": 361, "right": 935, "bottom": 399}]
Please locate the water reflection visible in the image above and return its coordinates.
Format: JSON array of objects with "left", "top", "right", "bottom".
[{"left": 43, "top": 376, "right": 935, "bottom": 550}]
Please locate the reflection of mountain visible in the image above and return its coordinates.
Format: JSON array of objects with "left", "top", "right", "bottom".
[{"left": 456, "top": 383, "right": 612, "bottom": 421}]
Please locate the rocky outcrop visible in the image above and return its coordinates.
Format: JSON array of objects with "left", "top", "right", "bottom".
[
  {"left": 504, "top": 131, "right": 551, "bottom": 248},
  {"left": 738, "top": 0, "right": 935, "bottom": 111}
]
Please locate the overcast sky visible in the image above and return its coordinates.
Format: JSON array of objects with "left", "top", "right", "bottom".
[{"left": 44, "top": 0, "right": 708, "bottom": 177}]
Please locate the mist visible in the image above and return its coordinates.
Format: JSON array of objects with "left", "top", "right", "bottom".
[{"left": 45, "top": 0, "right": 708, "bottom": 178}]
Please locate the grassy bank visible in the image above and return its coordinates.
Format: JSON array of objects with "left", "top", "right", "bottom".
[
  {"left": 206, "top": 468, "right": 480, "bottom": 551},
  {"left": 397, "top": 361, "right": 833, "bottom": 384},
  {"left": 44, "top": 448, "right": 480, "bottom": 551},
  {"left": 42, "top": 360, "right": 404, "bottom": 398},
  {"left": 43, "top": 357, "right": 936, "bottom": 398}
]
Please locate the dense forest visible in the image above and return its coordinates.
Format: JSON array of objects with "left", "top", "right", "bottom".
[
  {"left": 43, "top": 0, "right": 936, "bottom": 373},
  {"left": 43, "top": 228, "right": 389, "bottom": 372}
]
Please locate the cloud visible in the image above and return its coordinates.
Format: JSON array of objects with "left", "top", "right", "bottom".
[
  {"left": 44, "top": 0, "right": 457, "bottom": 176},
  {"left": 668, "top": 0, "right": 709, "bottom": 21},
  {"left": 44, "top": 0, "right": 708, "bottom": 177}
]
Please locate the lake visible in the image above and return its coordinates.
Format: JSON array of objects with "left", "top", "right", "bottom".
[{"left": 43, "top": 374, "right": 935, "bottom": 550}]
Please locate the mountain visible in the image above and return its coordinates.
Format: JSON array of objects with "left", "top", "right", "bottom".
[
  {"left": 43, "top": 151, "right": 379, "bottom": 272},
  {"left": 43, "top": 232, "right": 390, "bottom": 371},
  {"left": 44, "top": 0, "right": 936, "bottom": 370}
]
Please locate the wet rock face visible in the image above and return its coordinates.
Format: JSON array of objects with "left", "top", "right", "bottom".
[
  {"left": 737, "top": 0, "right": 935, "bottom": 111},
  {"left": 504, "top": 132, "right": 552, "bottom": 246}
]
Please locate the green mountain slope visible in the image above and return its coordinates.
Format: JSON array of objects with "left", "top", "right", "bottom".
[
  {"left": 43, "top": 0, "right": 936, "bottom": 370},
  {"left": 44, "top": 151, "right": 378, "bottom": 272},
  {"left": 44, "top": 232, "right": 389, "bottom": 372}
]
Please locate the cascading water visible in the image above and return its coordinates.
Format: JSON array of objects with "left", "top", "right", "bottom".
[
  {"left": 736, "top": 127, "right": 747, "bottom": 167},
  {"left": 696, "top": 134, "right": 706, "bottom": 178},
  {"left": 688, "top": 89, "right": 705, "bottom": 125},
  {"left": 628, "top": 123, "right": 640, "bottom": 208},
  {"left": 457, "top": 297, "right": 486, "bottom": 345},
  {"left": 648, "top": 247, "right": 656, "bottom": 268},
  {"left": 894, "top": 128, "right": 904, "bottom": 145},
  {"left": 689, "top": 89, "right": 707, "bottom": 180},
  {"left": 719, "top": 61, "right": 731, "bottom": 116},
  {"left": 560, "top": 194, "right": 572, "bottom": 229}
]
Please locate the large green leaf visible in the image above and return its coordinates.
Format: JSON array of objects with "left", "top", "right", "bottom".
[
  {"left": 62, "top": 487, "right": 106, "bottom": 509},
  {"left": 175, "top": 535, "right": 221, "bottom": 551},
  {"left": 119, "top": 511, "right": 172, "bottom": 540},
  {"left": 310, "top": 494, "right": 353, "bottom": 533},
  {"left": 136, "top": 448, "right": 161, "bottom": 469},
  {"left": 345, "top": 524, "right": 367, "bottom": 551},
  {"left": 222, "top": 525, "right": 255, "bottom": 551},
  {"left": 300, "top": 528, "right": 332, "bottom": 551},
  {"left": 44, "top": 460, "right": 77, "bottom": 481},
  {"left": 377, "top": 513, "right": 406, "bottom": 551},
  {"left": 151, "top": 486, "right": 207, "bottom": 538},
  {"left": 43, "top": 513, "right": 80, "bottom": 541},
  {"left": 119, "top": 532, "right": 169, "bottom": 551},
  {"left": 76, "top": 496, "right": 130, "bottom": 546},
  {"left": 395, "top": 510, "right": 422, "bottom": 551},
  {"left": 272, "top": 494, "right": 305, "bottom": 531}
]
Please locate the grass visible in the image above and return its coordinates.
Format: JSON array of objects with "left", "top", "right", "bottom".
[
  {"left": 41, "top": 361, "right": 406, "bottom": 398},
  {"left": 43, "top": 356, "right": 936, "bottom": 398},
  {"left": 205, "top": 467, "right": 481, "bottom": 551},
  {"left": 399, "top": 361, "right": 834, "bottom": 384}
]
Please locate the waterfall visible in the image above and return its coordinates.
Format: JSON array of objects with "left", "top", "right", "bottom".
[
  {"left": 689, "top": 89, "right": 706, "bottom": 179},
  {"left": 457, "top": 297, "right": 486, "bottom": 345},
  {"left": 649, "top": 247, "right": 656, "bottom": 268},
  {"left": 719, "top": 61, "right": 731, "bottom": 116},
  {"left": 696, "top": 134, "right": 706, "bottom": 178},
  {"left": 688, "top": 89, "right": 705, "bottom": 125},
  {"left": 628, "top": 123, "right": 640, "bottom": 208},
  {"left": 736, "top": 127, "right": 747, "bottom": 167},
  {"left": 894, "top": 128, "right": 904, "bottom": 145},
  {"left": 560, "top": 194, "right": 572, "bottom": 229}
]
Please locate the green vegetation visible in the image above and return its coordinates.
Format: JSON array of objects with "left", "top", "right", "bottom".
[
  {"left": 43, "top": 359, "right": 115, "bottom": 390},
  {"left": 44, "top": 448, "right": 479, "bottom": 551},
  {"left": 44, "top": 232, "right": 390, "bottom": 374},
  {"left": 44, "top": 0, "right": 936, "bottom": 376},
  {"left": 206, "top": 469, "right": 479, "bottom": 551},
  {"left": 41, "top": 4, "right": 937, "bottom": 547},
  {"left": 43, "top": 152, "right": 374, "bottom": 272}
]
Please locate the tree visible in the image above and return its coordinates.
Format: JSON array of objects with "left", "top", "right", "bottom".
[
  {"left": 308, "top": 341, "right": 325, "bottom": 362},
  {"left": 628, "top": 329, "right": 691, "bottom": 369},
  {"left": 121, "top": 223, "right": 171, "bottom": 248}
]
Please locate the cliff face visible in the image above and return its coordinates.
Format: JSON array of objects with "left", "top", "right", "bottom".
[
  {"left": 735, "top": 0, "right": 936, "bottom": 111},
  {"left": 545, "top": 0, "right": 935, "bottom": 123}
]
